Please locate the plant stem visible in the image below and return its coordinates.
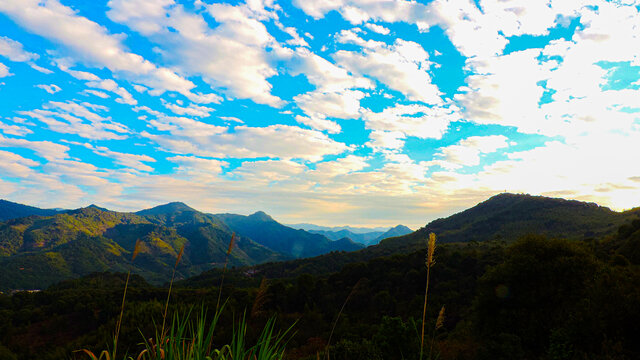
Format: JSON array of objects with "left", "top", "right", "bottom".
[
  {"left": 114, "top": 270, "right": 131, "bottom": 359},
  {"left": 420, "top": 264, "right": 431, "bottom": 360},
  {"left": 161, "top": 266, "right": 177, "bottom": 342}
]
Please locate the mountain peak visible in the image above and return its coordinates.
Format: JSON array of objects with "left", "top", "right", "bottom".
[
  {"left": 375, "top": 224, "right": 413, "bottom": 242},
  {"left": 136, "top": 202, "right": 196, "bottom": 215},
  {"left": 481, "top": 192, "right": 608, "bottom": 211},
  {"left": 390, "top": 224, "right": 412, "bottom": 232},
  {"left": 249, "top": 211, "right": 274, "bottom": 222},
  {"left": 86, "top": 204, "right": 110, "bottom": 212}
]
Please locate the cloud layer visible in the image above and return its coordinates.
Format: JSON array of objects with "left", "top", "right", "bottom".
[{"left": 0, "top": 0, "right": 638, "bottom": 227}]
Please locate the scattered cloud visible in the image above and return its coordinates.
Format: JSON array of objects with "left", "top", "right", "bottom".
[
  {"left": 18, "top": 101, "right": 129, "bottom": 140},
  {"left": 0, "top": 63, "right": 10, "bottom": 77},
  {"left": 365, "top": 23, "right": 390, "bottom": 35},
  {"left": 334, "top": 37, "right": 442, "bottom": 104},
  {"left": 0, "top": 0, "right": 215, "bottom": 102},
  {"left": 35, "top": 84, "right": 62, "bottom": 94},
  {"left": 106, "top": 0, "right": 281, "bottom": 106}
]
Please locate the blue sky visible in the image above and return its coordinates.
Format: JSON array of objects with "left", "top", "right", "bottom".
[{"left": 0, "top": 0, "right": 639, "bottom": 228}]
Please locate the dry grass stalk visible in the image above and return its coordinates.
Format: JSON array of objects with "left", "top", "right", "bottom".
[
  {"left": 216, "top": 232, "right": 235, "bottom": 313},
  {"left": 420, "top": 232, "right": 437, "bottom": 360},
  {"left": 251, "top": 277, "right": 269, "bottom": 319}
]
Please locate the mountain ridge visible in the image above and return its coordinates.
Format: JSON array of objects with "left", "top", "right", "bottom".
[{"left": 180, "top": 193, "right": 640, "bottom": 286}]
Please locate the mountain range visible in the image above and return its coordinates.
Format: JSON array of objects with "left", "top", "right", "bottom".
[
  {"left": 2, "top": 193, "right": 639, "bottom": 291},
  {"left": 0, "top": 200, "right": 363, "bottom": 290},
  {"left": 287, "top": 223, "right": 391, "bottom": 233},
  {"left": 308, "top": 224, "right": 413, "bottom": 246}
]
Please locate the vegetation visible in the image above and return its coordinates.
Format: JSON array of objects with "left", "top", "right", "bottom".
[{"left": 1, "top": 193, "right": 639, "bottom": 359}]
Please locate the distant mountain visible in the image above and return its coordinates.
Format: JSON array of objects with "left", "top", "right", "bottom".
[
  {"left": 374, "top": 225, "right": 413, "bottom": 242},
  {"left": 287, "top": 223, "right": 391, "bottom": 234},
  {"left": 0, "top": 199, "right": 59, "bottom": 221},
  {"left": 309, "top": 229, "right": 384, "bottom": 245},
  {"left": 215, "top": 211, "right": 364, "bottom": 258},
  {"left": 0, "top": 203, "right": 285, "bottom": 290},
  {"left": 308, "top": 224, "right": 412, "bottom": 246}
]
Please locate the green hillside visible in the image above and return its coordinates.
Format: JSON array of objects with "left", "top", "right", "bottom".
[{"left": 0, "top": 204, "right": 286, "bottom": 290}]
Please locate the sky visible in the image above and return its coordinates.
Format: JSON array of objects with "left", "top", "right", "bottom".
[{"left": 0, "top": 0, "right": 639, "bottom": 228}]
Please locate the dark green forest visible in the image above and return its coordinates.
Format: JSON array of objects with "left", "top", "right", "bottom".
[{"left": 1, "top": 194, "right": 640, "bottom": 359}]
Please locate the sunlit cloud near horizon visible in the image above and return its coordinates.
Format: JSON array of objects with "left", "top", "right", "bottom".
[{"left": 0, "top": 0, "right": 639, "bottom": 228}]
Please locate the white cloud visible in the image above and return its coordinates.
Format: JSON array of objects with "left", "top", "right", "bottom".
[
  {"left": 82, "top": 89, "right": 110, "bottom": 99},
  {"left": 295, "top": 115, "right": 341, "bottom": 134},
  {"left": 281, "top": 26, "right": 309, "bottom": 47},
  {"left": 144, "top": 122, "right": 350, "bottom": 162},
  {"left": 0, "top": 133, "right": 70, "bottom": 161},
  {"left": 0, "top": 36, "right": 38, "bottom": 62},
  {"left": 0, "top": 120, "right": 33, "bottom": 136},
  {"left": 311, "top": 155, "right": 369, "bottom": 180},
  {"left": 162, "top": 100, "right": 215, "bottom": 117},
  {"left": 367, "top": 130, "right": 406, "bottom": 151},
  {"left": 292, "top": 0, "right": 436, "bottom": 26},
  {"left": 234, "top": 159, "right": 306, "bottom": 182},
  {"left": 106, "top": 0, "right": 282, "bottom": 106},
  {"left": 365, "top": 23, "right": 390, "bottom": 35},
  {"left": 455, "top": 3, "right": 640, "bottom": 139},
  {"left": 18, "top": 101, "right": 130, "bottom": 140},
  {"left": 168, "top": 155, "right": 227, "bottom": 176},
  {"left": 294, "top": 89, "right": 364, "bottom": 121},
  {"left": 219, "top": 116, "right": 244, "bottom": 123},
  {"left": 334, "top": 37, "right": 442, "bottom": 104},
  {"left": 0, "top": 150, "right": 40, "bottom": 178},
  {"left": 86, "top": 79, "right": 137, "bottom": 105},
  {"left": 0, "top": 0, "right": 214, "bottom": 102},
  {"left": 78, "top": 142, "right": 157, "bottom": 172},
  {"left": 290, "top": 47, "right": 374, "bottom": 92},
  {"left": 0, "top": 35, "right": 49, "bottom": 72},
  {"left": 0, "top": 63, "right": 10, "bottom": 77},
  {"left": 362, "top": 103, "right": 458, "bottom": 145},
  {"left": 455, "top": 48, "right": 551, "bottom": 133},
  {"left": 430, "top": 135, "right": 509, "bottom": 170},
  {"left": 35, "top": 84, "right": 62, "bottom": 94}
]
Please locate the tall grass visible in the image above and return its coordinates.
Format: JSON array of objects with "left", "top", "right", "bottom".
[
  {"left": 136, "top": 306, "right": 294, "bottom": 360},
  {"left": 420, "top": 232, "right": 437, "bottom": 360},
  {"left": 79, "top": 239, "right": 142, "bottom": 360},
  {"left": 79, "top": 235, "right": 295, "bottom": 360}
]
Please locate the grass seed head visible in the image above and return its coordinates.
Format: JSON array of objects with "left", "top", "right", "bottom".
[
  {"left": 132, "top": 239, "right": 142, "bottom": 262},
  {"left": 426, "top": 232, "right": 436, "bottom": 267},
  {"left": 227, "top": 233, "right": 236, "bottom": 255},
  {"left": 435, "top": 305, "right": 445, "bottom": 330},
  {"left": 175, "top": 244, "right": 185, "bottom": 268}
]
